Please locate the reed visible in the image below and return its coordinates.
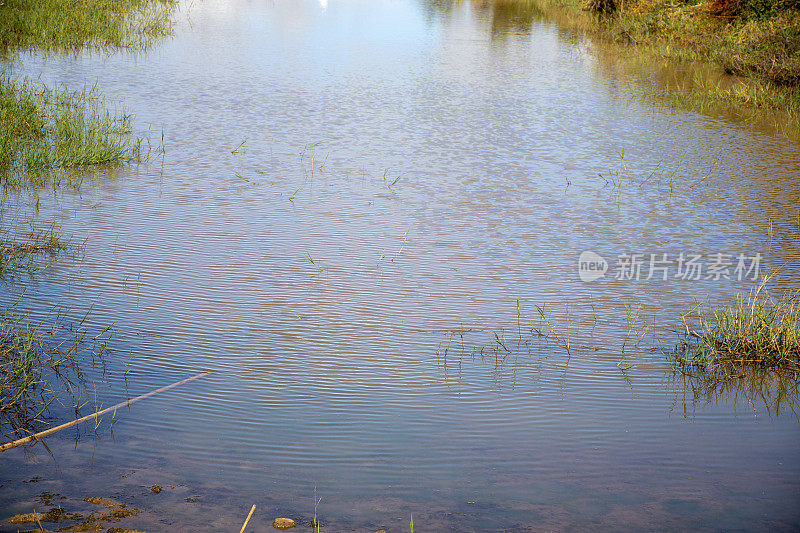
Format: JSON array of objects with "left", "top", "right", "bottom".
[{"left": 0, "top": 221, "right": 74, "bottom": 279}]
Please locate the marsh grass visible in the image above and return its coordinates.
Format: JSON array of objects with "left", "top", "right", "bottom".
[
  {"left": 1, "top": 76, "right": 145, "bottom": 189},
  {"left": 670, "top": 279, "right": 800, "bottom": 378},
  {"left": 0, "top": 307, "right": 111, "bottom": 443},
  {"left": 0, "top": 0, "right": 176, "bottom": 53},
  {"left": 639, "top": 71, "right": 800, "bottom": 137}
]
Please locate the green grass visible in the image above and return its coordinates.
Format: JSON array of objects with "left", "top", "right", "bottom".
[
  {"left": 1, "top": 76, "right": 145, "bottom": 189},
  {"left": 0, "top": 0, "right": 176, "bottom": 52},
  {"left": 670, "top": 280, "right": 800, "bottom": 378}
]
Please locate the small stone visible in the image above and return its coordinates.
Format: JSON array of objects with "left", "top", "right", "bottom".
[
  {"left": 150, "top": 484, "right": 162, "bottom": 494},
  {"left": 273, "top": 517, "right": 296, "bottom": 529},
  {"left": 375, "top": 530, "right": 388, "bottom": 533}
]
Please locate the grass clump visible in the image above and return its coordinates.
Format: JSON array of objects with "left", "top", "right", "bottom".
[
  {"left": 671, "top": 281, "right": 800, "bottom": 378},
  {"left": 0, "top": 0, "right": 176, "bottom": 52},
  {"left": 1, "top": 76, "right": 144, "bottom": 189},
  {"left": 603, "top": 0, "right": 800, "bottom": 86}
]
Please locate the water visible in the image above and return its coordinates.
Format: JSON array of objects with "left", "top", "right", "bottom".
[{"left": 2, "top": 0, "right": 800, "bottom": 530}]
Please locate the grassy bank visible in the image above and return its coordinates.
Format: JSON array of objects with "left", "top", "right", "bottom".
[
  {"left": 529, "top": 0, "right": 800, "bottom": 122},
  {"left": 0, "top": 0, "right": 170, "bottom": 445},
  {"left": 0, "top": 0, "right": 175, "bottom": 52}
]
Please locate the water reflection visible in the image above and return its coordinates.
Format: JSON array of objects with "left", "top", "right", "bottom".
[
  {"left": 472, "top": 0, "right": 545, "bottom": 37},
  {"left": 420, "top": 0, "right": 546, "bottom": 36},
  {"left": 2, "top": 0, "right": 799, "bottom": 529},
  {"left": 670, "top": 366, "right": 800, "bottom": 419},
  {"left": 418, "top": 0, "right": 799, "bottom": 138}
]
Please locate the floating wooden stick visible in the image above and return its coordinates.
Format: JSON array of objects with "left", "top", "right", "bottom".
[
  {"left": 239, "top": 504, "right": 256, "bottom": 533},
  {"left": 0, "top": 372, "right": 210, "bottom": 452}
]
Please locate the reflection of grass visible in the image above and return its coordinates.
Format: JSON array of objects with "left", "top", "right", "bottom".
[
  {"left": 0, "top": 0, "right": 175, "bottom": 52},
  {"left": 1, "top": 77, "right": 145, "bottom": 189},
  {"left": 670, "top": 279, "right": 800, "bottom": 378},
  {"left": 670, "top": 362, "right": 799, "bottom": 417}
]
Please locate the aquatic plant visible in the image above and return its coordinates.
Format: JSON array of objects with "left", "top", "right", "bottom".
[
  {"left": 0, "top": 77, "right": 146, "bottom": 189},
  {"left": 0, "top": 220, "right": 73, "bottom": 279},
  {"left": 670, "top": 278, "right": 800, "bottom": 378},
  {"left": 305, "top": 252, "right": 325, "bottom": 273},
  {"left": 312, "top": 487, "right": 321, "bottom": 532}
]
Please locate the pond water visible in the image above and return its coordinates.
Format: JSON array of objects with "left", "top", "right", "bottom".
[{"left": 2, "top": 0, "right": 800, "bottom": 530}]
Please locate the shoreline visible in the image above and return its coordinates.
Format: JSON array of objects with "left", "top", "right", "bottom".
[{"left": 522, "top": 0, "right": 800, "bottom": 137}]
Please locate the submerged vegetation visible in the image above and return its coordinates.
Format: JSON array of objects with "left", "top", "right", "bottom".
[
  {"left": 666, "top": 279, "right": 800, "bottom": 416},
  {"left": 0, "top": 0, "right": 176, "bottom": 52},
  {"left": 0, "top": 0, "right": 171, "bottom": 448},
  {"left": 671, "top": 281, "right": 800, "bottom": 377}
]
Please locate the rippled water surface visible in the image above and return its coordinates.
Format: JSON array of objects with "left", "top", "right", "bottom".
[{"left": 2, "top": 0, "right": 800, "bottom": 530}]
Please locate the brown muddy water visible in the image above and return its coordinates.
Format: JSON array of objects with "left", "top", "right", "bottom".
[{"left": 2, "top": 0, "right": 800, "bottom": 531}]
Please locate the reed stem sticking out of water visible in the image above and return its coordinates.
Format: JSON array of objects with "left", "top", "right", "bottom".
[
  {"left": 1, "top": 371, "right": 209, "bottom": 452},
  {"left": 239, "top": 504, "right": 256, "bottom": 533}
]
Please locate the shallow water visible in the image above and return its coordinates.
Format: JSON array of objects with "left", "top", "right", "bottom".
[{"left": 2, "top": 0, "right": 800, "bottom": 530}]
